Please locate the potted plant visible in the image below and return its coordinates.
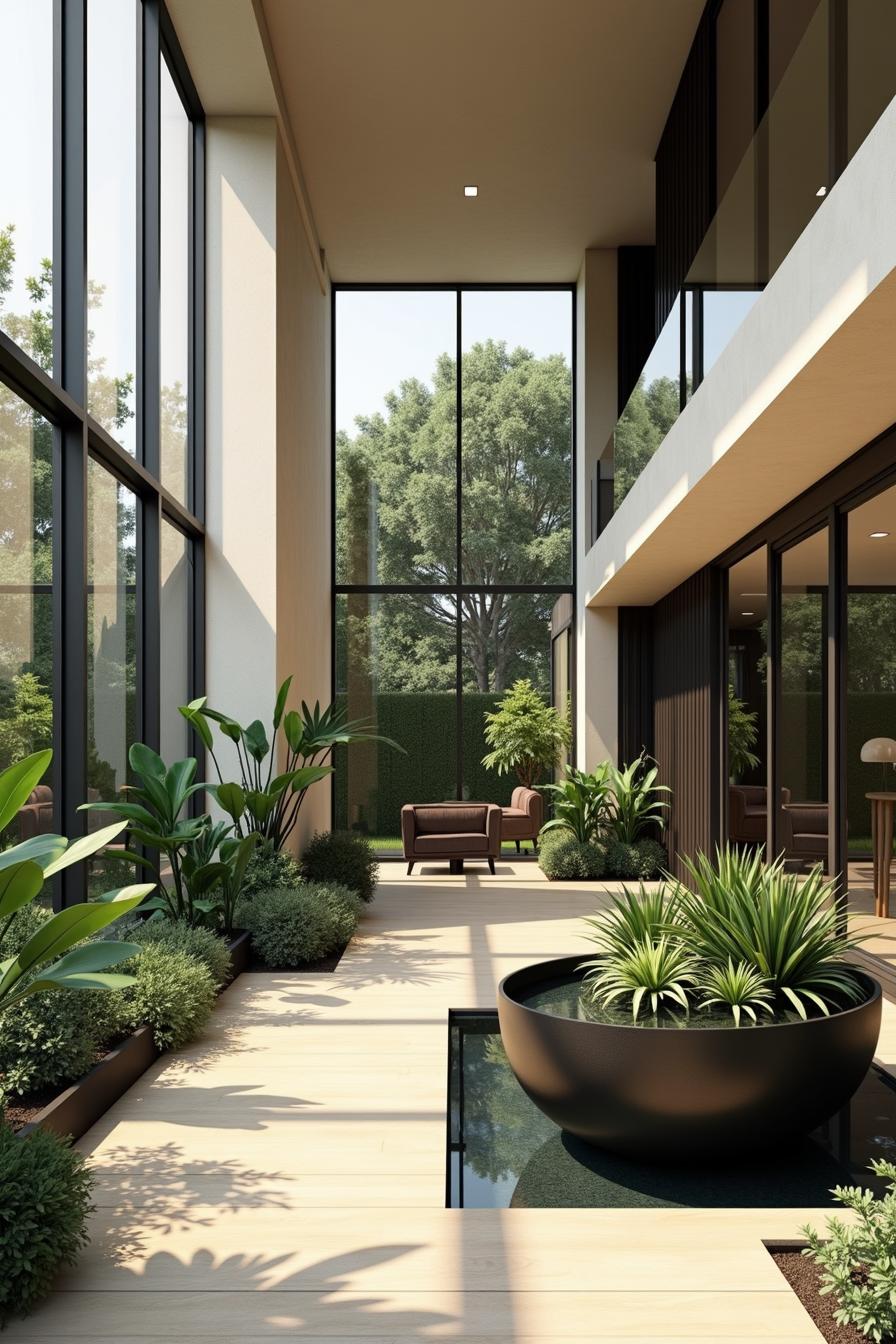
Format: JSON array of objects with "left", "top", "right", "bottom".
[
  {"left": 498, "top": 847, "right": 881, "bottom": 1159},
  {"left": 481, "top": 679, "right": 571, "bottom": 788}
]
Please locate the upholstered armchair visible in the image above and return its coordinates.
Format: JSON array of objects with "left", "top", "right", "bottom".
[
  {"left": 401, "top": 802, "right": 501, "bottom": 874},
  {"left": 500, "top": 787, "right": 544, "bottom": 852}
]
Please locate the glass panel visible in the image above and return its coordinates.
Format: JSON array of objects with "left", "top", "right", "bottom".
[
  {"left": 701, "top": 290, "right": 761, "bottom": 382},
  {"left": 87, "top": 461, "right": 137, "bottom": 884},
  {"left": 716, "top": 0, "right": 756, "bottom": 204},
  {"left": 552, "top": 624, "right": 571, "bottom": 781},
  {"left": 460, "top": 291, "right": 572, "bottom": 585},
  {"left": 0, "top": 386, "right": 53, "bottom": 838},
  {"left": 613, "top": 295, "right": 681, "bottom": 511},
  {"left": 334, "top": 593, "right": 457, "bottom": 850},
  {"left": 847, "top": 0, "right": 896, "bottom": 159},
  {"left": 335, "top": 290, "right": 457, "bottom": 585},
  {"left": 726, "top": 548, "right": 768, "bottom": 845},
  {"left": 87, "top": 0, "right": 137, "bottom": 452},
  {"left": 778, "top": 529, "right": 829, "bottom": 870},
  {"left": 0, "top": 0, "right": 54, "bottom": 372},
  {"left": 460, "top": 591, "right": 554, "bottom": 806},
  {"left": 160, "top": 522, "right": 191, "bottom": 762},
  {"left": 846, "top": 485, "right": 896, "bottom": 913},
  {"left": 160, "top": 58, "right": 190, "bottom": 503}
]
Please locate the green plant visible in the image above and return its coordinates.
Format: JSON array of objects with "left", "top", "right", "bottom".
[
  {"left": 604, "top": 837, "right": 667, "bottom": 880},
  {"left": 119, "top": 942, "right": 216, "bottom": 1051},
  {"left": 0, "top": 750, "right": 149, "bottom": 1015},
  {"left": 606, "top": 753, "right": 669, "bottom": 843},
  {"left": 802, "top": 1159, "right": 896, "bottom": 1343},
  {"left": 541, "top": 764, "right": 613, "bottom": 844},
  {"left": 728, "top": 684, "right": 760, "bottom": 780},
  {"left": 581, "top": 935, "right": 697, "bottom": 1021},
  {"left": 538, "top": 831, "right": 605, "bottom": 881},
  {"left": 240, "top": 846, "right": 303, "bottom": 899},
  {"left": 583, "top": 882, "right": 678, "bottom": 958},
  {"left": 480, "top": 679, "right": 571, "bottom": 788},
  {"left": 698, "top": 958, "right": 773, "bottom": 1027},
  {"left": 179, "top": 819, "right": 259, "bottom": 935},
  {"left": 236, "top": 883, "right": 362, "bottom": 968},
  {"left": 299, "top": 830, "right": 378, "bottom": 902},
  {"left": 0, "top": 1121, "right": 93, "bottom": 1326},
  {"left": 122, "top": 918, "right": 232, "bottom": 988},
  {"left": 180, "top": 677, "right": 402, "bottom": 853}
]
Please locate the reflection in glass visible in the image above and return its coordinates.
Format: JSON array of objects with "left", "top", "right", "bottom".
[
  {"left": 0, "top": 386, "right": 53, "bottom": 834},
  {"left": 335, "top": 290, "right": 457, "bottom": 586},
  {"left": 847, "top": 1, "right": 896, "bottom": 158},
  {"left": 846, "top": 487, "right": 896, "bottom": 883},
  {"left": 161, "top": 522, "right": 191, "bottom": 763},
  {"left": 0, "top": 0, "right": 54, "bottom": 372},
  {"left": 461, "top": 291, "right": 572, "bottom": 585},
  {"left": 160, "top": 59, "right": 190, "bottom": 503},
  {"left": 334, "top": 593, "right": 457, "bottom": 847},
  {"left": 614, "top": 296, "right": 682, "bottom": 511},
  {"left": 779, "top": 529, "right": 829, "bottom": 870},
  {"left": 87, "top": 0, "right": 137, "bottom": 452},
  {"left": 726, "top": 548, "right": 767, "bottom": 846}
]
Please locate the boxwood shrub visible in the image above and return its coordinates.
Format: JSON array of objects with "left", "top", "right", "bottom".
[
  {"left": 119, "top": 943, "right": 217, "bottom": 1051},
  {"left": 236, "top": 882, "right": 362, "bottom": 968},
  {"left": 300, "top": 830, "right": 378, "bottom": 902},
  {"left": 604, "top": 837, "right": 667, "bottom": 880},
  {"left": 124, "top": 919, "right": 232, "bottom": 988},
  {"left": 0, "top": 1122, "right": 93, "bottom": 1326},
  {"left": 538, "top": 832, "right": 606, "bottom": 881},
  {"left": 240, "top": 846, "right": 303, "bottom": 900}
]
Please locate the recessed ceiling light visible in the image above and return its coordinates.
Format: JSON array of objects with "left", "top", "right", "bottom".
[
  {"left": 870, "top": 531, "right": 890, "bottom": 539},
  {"left": 741, "top": 611, "right": 755, "bottom": 617},
  {"left": 464, "top": 185, "right": 478, "bottom": 197},
  {"left": 816, "top": 185, "right": 827, "bottom": 197}
]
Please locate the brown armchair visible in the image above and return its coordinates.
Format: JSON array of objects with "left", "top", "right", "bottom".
[
  {"left": 782, "top": 802, "right": 828, "bottom": 868},
  {"left": 501, "top": 787, "right": 544, "bottom": 853},
  {"left": 401, "top": 802, "right": 501, "bottom": 875},
  {"left": 17, "top": 785, "right": 54, "bottom": 841},
  {"left": 728, "top": 785, "right": 791, "bottom": 845}
]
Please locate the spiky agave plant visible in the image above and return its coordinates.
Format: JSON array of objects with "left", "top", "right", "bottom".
[
  {"left": 698, "top": 958, "right": 773, "bottom": 1027},
  {"left": 581, "top": 935, "right": 697, "bottom": 1022}
]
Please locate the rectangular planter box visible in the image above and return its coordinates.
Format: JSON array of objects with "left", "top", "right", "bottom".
[{"left": 16, "top": 932, "right": 248, "bottom": 1144}]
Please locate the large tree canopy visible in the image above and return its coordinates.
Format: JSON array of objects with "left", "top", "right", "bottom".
[{"left": 336, "top": 339, "right": 571, "bottom": 693}]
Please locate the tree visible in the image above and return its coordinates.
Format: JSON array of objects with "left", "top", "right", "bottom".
[
  {"left": 481, "top": 678, "right": 571, "bottom": 787},
  {"left": 727, "top": 684, "right": 760, "bottom": 782},
  {"left": 614, "top": 374, "right": 684, "bottom": 507},
  {"left": 336, "top": 339, "right": 571, "bottom": 692}
]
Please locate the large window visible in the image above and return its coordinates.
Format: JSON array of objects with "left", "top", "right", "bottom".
[
  {"left": 334, "top": 287, "right": 573, "bottom": 849},
  {"left": 0, "top": 2, "right": 204, "bottom": 905}
]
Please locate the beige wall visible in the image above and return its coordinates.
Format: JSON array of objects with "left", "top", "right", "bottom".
[
  {"left": 276, "top": 135, "right": 332, "bottom": 849},
  {"left": 575, "top": 250, "right": 619, "bottom": 767}
]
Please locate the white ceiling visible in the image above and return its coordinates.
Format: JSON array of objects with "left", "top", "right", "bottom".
[{"left": 256, "top": 0, "right": 705, "bottom": 282}]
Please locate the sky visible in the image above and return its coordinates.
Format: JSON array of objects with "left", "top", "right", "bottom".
[{"left": 336, "top": 289, "right": 573, "bottom": 435}]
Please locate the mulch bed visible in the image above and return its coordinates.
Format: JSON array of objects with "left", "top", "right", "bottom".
[
  {"left": 771, "top": 1248, "right": 893, "bottom": 1344},
  {"left": 4, "top": 1045, "right": 114, "bottom": 1133},
  {"left": 246, "top": 940, "right": 350, "bottom": 973}
]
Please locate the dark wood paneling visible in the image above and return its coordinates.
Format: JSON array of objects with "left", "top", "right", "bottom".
[
  {"left": 617, "top": 247, "right": 656, "bottom": 414},
  {"left": 618, "top": 607, "right": 654, "bottom": 763},
  {"left": 655, "top": 3, "right": 717, "bottom": 333},
  {"left": 652, "top": 566, "right": 724, "bottom": 874}
]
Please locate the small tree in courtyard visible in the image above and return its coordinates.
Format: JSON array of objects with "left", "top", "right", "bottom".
[{"left": 481, "top": 679, "right": 571, "bottom": 789}]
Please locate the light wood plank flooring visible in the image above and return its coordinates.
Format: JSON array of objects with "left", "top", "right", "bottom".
[{"left": 14, "top": 861, "right": 896, "bottom": 1342}]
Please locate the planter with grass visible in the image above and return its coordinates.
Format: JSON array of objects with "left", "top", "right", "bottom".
[{"left": 498, "top": 849, "right": 881, "bottom": 1160}]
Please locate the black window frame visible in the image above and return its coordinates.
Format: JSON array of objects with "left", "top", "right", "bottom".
[
  {"left": 331, "top": 282, "right": 576, "bottom": 850},
  {"left": 0, "top": 0, "right": 205, "bottom": 906}
]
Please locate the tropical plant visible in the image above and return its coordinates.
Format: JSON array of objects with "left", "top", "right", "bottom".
[
  {"left": 802, "top": 1159, "right": 896, "bottom": 1344},
  {"left": 0, "top": 1121, "right": 93, "bottom": 1326},
  {"left": 299, "top": 830, "right": 378, "bottom": 902},
  {"left": 0, "top": 751, "right": 149, "bottom": 1015},
  {"left": 581, "top": 934, "right": 697, "bottom": 1022},
  {"left": 606, "top": 753, "right": 670, "bottom": 843},
  {"left": 541, "top": 764, "right": 613, "bottom": 844},
  {"left": 236, "top": 882, "right": 362, "bottom": 968},
  {"left": 728, "top": 684, "right": 760, "bottom": 780},
  {"left": 538, "top": 831, "right": 605, "bottom": 881},
  {"left": 180, "top": 676, "right": 402, "bottom": 853},
  {"left": 697, "top": 958, "right": 773, "bottom": 1027},
  {"left": 480, "top": 679, "right": 571, "bottom": 788}
]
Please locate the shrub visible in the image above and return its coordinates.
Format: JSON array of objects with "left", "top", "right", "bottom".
[
  {"left": 0, "top": 908, "right": 127, "bottom": 1097},
  {"left": 802, "top": 1159, "right": 896, "bottom": 1343},
  {"left": 120, "top": 943, "right": 216, "bottom": 1051},
  {"left": 300, "top": 830, "right": 378, "bottom": 903},
  {"left": 538, "top": 831, "right": 605, "bottom": 881},
  {"left": 606, "top": 753, "right": 670, "bottom": 843},
  {"left": 126, "top": 919, "right": 232, "bottom": 988},
  {"left": 604, "top": 837, "right": 667, "bottom": 880},
  {"left": 240, "top": 846, "right": 303, "bottom": 900},
  {"left": 236, "top": 883, "right": 362, "bottom": 968},
  {"left": 0, "top": 1121, "right": 93, "bottom": 1326}
]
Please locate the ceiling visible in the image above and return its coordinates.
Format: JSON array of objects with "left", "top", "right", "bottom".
[{"left": 256, "top": 0, "right": 704, "bottom": 282}]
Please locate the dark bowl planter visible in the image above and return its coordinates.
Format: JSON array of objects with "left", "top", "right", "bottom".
[{"left": 498, "top": 956, "right": 882, "bottom": 1160}]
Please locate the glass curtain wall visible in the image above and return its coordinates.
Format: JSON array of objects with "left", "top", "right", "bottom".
[
  {"left": 0, "top": 1, "right": 204, "bottom": 905},
  {"left": 334, "top": 288, "right": 573, "bottom": 850},
  {"left": 726, "top": 547, "right": 768, "bottom": 845}
]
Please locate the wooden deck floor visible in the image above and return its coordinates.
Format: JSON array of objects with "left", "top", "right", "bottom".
[{"left": 11, "top": 861, "right": 896, "bottom": 1342}]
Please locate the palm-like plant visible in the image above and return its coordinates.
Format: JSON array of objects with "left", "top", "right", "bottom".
[
  {"left": 698, "top": 958, "right": 773, "bottom": 1027},
  {"left": 581, "top": 935, "right": 697, "bottom": 1022},
  {"left": 606, "top": 753, "right": 670, "bottom": 843},
  {"left": 541, "top": 765, "right": 613, "bottom": 844}
]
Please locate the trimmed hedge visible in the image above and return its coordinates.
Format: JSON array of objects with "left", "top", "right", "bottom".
[
  {"left": 236, "top": 883, "right": 362, "bottom": 968},
  {"left": 300, "top": 830, "right": 378, "bottom": 902},
  {"left": 539, "top": 832, "right": 605, "bottom": 881}
]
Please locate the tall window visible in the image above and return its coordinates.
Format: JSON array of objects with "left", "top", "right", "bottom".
[
  {"left": 0, "top": 1, "right": 204, "bottom": 904},
  {"left": 334, "top": 287, "right": 573, "bottom": 849}
]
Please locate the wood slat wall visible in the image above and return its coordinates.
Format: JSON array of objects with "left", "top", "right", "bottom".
[{"left": 618, "top": 606, "right": 654, "bottom": 763}]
